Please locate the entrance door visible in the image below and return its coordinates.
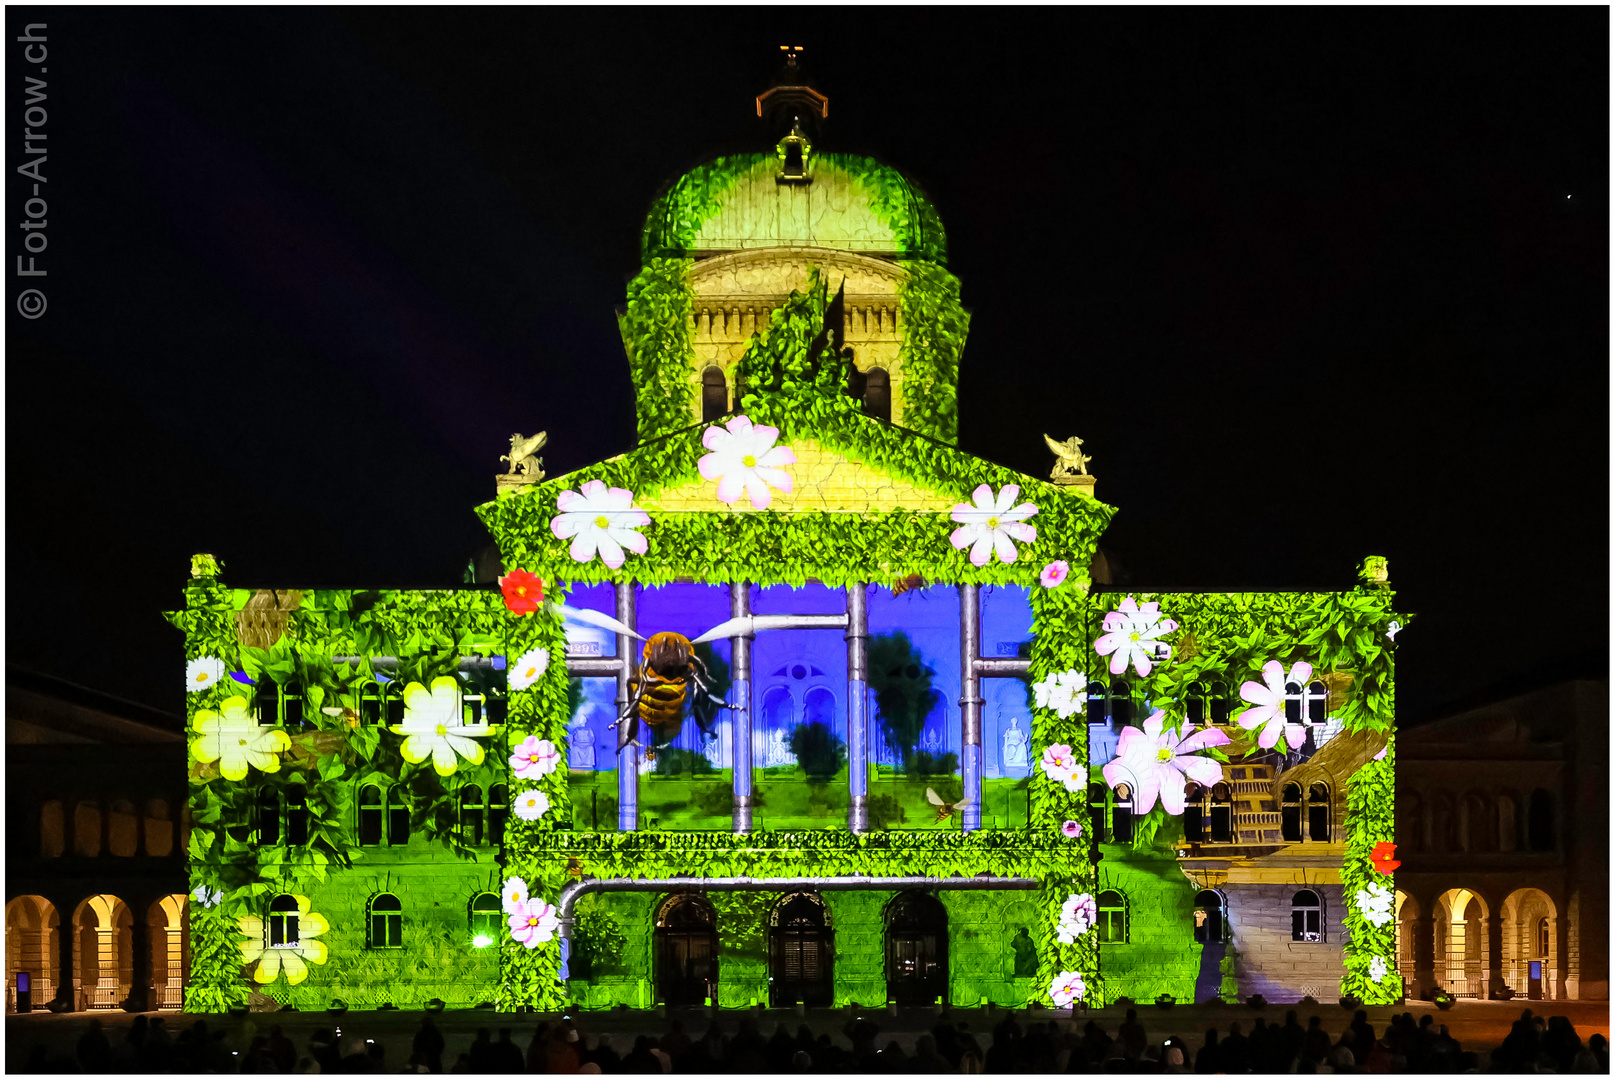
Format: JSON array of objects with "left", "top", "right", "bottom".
[
  {"left": 770, "top": 893, "right": 833, "bottom": 1007},
  {"left": 885, "top": 891, "right": 948, "bottom": 1005},
  {"left": 654, "top": 894, "right": 718, "bottom": 1007}
]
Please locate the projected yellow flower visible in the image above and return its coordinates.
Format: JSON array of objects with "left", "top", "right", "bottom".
[
  {"left": 239, "top": 896, "right": 330, "bottom": 986},
  {"left": 190, "top": 696, "right": 290, "bottom": 781},
  {"left": 390, "top": 676, "right": 488, "bottom": 776}
]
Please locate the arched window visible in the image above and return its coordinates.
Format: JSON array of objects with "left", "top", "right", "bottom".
[
  {"left": 470, "top": 893, "right": 500, "bottom": 945},
  {"left": 1496, "top": 794, "right": 1518, "bottom": 853},
  {"left": 1085, "top": 680, "right": 1132, "bottom": 728},
  {"left": 368, "top": 894, "right": 403, "bottom": 949},
  {"left": 1112, "top": 783, "right": 1135, "bottom": 843},
  {"left": 256, "top": 681, "right": 280, "bottom": 726},
  {"left": 359, "top": 681, "right": 384, "bottom": 725},
  {"left": 1097, "top": 891, "right": 1127, "bottom": 944},
  {"left": 1536, "top": 917, "right": 1550, "bottom": 958},
  {"left": 1306, "top": 681, "right": 1329, "bottom": 724},
  {"left": 282, "top": 680, "right": 306, "bottom": 731},
  {"left": 1307, "top": 783, "right": 1331, "bottom": 842},
  {"left": 1292, "top": 890, "right": 1324, "bottom": 942},
  {"left": 1281, "top": 783, "right": 1304, "bottom": 842},
  {"left": 1087, "top": 783, "right": 1108, "bottom": 844},
  {"left": 701, "top": 365, "right": 729, "bottom": 422},
  {"left": 358, "top": 784, "right": 384, "bottom": 847},
  {"left": 1527, "top": 790, "right": 1555, "bottom": 852},
  {"left": 268, "top": 894, "right": 300, "bottom": 947},
  {"left": 40, "top": 800, "right": 64, "bottom": 859},
  {"left": 460, "top": 785, "right": 485, "bottom": 847},
  {"left": 108, "top": 799, "right": 139, "bottom": 857},
  {"left": 489, "top": 784, "right": 510, "bottom": 846},
  {"left": 257, "top": 788, "right": 280, "bottom": 846},
  {"left": 285, "top": 785, "right": 309, "bottom": 846},
  {"left": 384, "top": 681, "right": 406, "bottom": 726},
  {"left": 73, "top": 800, "right": 102, "bottom": 857},
  {"left": 1209, "top": 783, "right": 1234, "bottom": 843},
  {"left": 1194, "top": 890, "right": 1224, "bottom": 944},
  {"left": 1183, "top": 784, "right": 1205, "bottom": 842},
  {"left": 387, "top": 786, "right": 411, "bottom": 847},
  {"left": 862, "top": 367, "right": 891, "bottom": 421},
  {"left": 1283, "top": 679, "right": 1305, "bottom": 725},
  {"left": 1186, "top": 681, "right": 1231, "bottom": 726},
  {"left": 143, "top": 799, "right": 173, "bottom": 858},
  {"left": 1086, "top": 682, "right": 1107, "bottom": 727}
]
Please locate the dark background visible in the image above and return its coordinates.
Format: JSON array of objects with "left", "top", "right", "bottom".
[{"left": 7, "top": 8, "right": 1606, "bottom": 724}]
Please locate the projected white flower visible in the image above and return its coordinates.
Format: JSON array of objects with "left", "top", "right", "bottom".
[
  {"left": 190, "top": 697, "right": 291, "bottom": 781},
  {"left": 1369, "top": 955, "right": 1390, "bottom": 983},
  {"left": 1355, "top": 882, "right": 1394, "bottom": 928},
  {"left": 390, "top": 677, "right": 488, "bottom": 776},
  {"left": 949, "top": 483, "right": 1038, "bottom": 566},
  {"left": 1057, "top": 893, "right": 1098, "bottom": 943},
  {"left": 508, "top": 647, "right": 550, "bottom": 691},
  {"left": 1033, "top": 668, "right": 1086, "bottom": 719},
  {"left": 550, "top": 480, "right": 650, "bottom": 570},
  {"left": 512, "top": 789, "right": 551, "bottom": 823},
  {"left": 1094, "top": 597, "right": 1177, "bottom": 678},
  {"left": 501, "top": 877, "right": 529, "bottom": 915},
  {"left": 698, "top": 414, "right": 797, "bottom": 510},
  {"left": 186, "top": 656, "right": 226, "bottom": 693}
]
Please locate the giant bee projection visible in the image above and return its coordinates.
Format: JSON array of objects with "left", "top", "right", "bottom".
[{"left": 556, "top": 605, "right": 792, "bottom": 754}]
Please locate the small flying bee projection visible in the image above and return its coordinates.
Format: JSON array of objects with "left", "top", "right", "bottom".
[
  {"left": 321, "top": 706, "right": 362, "bottom": 730},
  {"left": 555, "top": 605, "right": 801, "bottom": 754},
  {"left": 890, "top": 574, "right": 927, "bottom": 598},
  {"left": 925, "top": 787, "right": 972, "bottom": 823}
]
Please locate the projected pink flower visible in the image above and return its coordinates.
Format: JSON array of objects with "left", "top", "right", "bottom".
[
  {"left": 1050, "top": 971, "right": 1087, "bottom": 1008},
  {"left": 509, "top": 735, "right": 561, "bottom": 780},
  {"left": 1061, "top": 819, "right": 1083, "bottom": 840},
  {"left": 1102, "top": 709, "right": 1230, "bottom": 816},
  {"left": 949, "top": 484, "right": 1038, "bottom": 566},
  {"left": 550, "top": 480, "right": 650, "bottom": 569},
  {"left": 509, "top": 898, "right": 560, "bottom": 948},
  {"left": 698, "top": 414, "right": 797, "bottom": 510},
  {"left": 1039, "top": 743, "right": 1083, "bottom": 793},
  {"left": 1235, "top": 660, "right": 1311, "bottom": 751},
  {"left": 1040, "top": 560, "right": 1070, "bottom": 588},
  {"left": 1093, "top": 597, "right": 1177, "bottom": 678}
]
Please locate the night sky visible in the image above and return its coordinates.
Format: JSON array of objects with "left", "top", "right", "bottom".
[{"left": 7, "top": 8, "right": 1606, "bottom": 725}]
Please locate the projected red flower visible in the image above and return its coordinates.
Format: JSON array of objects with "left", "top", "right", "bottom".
[
  {"left": 1371, "top": 841, "right": 1400, "bottom": 875},
  {"left": 499, "top": 571, "right": 545, "bottom": 616}
]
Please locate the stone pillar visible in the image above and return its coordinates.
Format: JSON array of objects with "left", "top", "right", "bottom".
[
  {"left": 52, "top": 895, "right": 75, "bottom": 1011},
  {"left": 1485, "top": 911, "right": 1506, "bottom": 999},
  {"left": 846, "top": 584, "right": 869, "bottom": 833},
  {"left": 731, "top": 582, "right": 754, "bottom": 834},
  {"left": 1412, "top": 913, "right": 1437, "bottom": 1000},
  {"left": 124, "top": 910, "right": 151, "bottom": 1012},
  {"left": 957, "top": 584, "right": 982, "bottom": 833},
  {"left": 1555, "top": 902, "right": 1572, "bottom": 1001},
  {"left": 614, "top": 582, "right": 639, "bottom": 832}
]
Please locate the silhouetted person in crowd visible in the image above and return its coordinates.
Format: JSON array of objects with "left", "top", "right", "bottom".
[
  {"left": 77, "top": 1017, "right": 113, "bottom": 1073},
  {"left": 411, "top": 1016, "right": 444, "bottom": 1073},
  {"left": 309, "top": 1028, "right": 342, "bottom": 1074},
  {"left": 1118, "top": 1008, "right": 1147, "bottom": 1061},
  {"left": 766, "top": 1022, "right": 797, "bottom": 1071},
  {"left": 913, "top": 1032, "right": 950, "bottom": 1073},
  {"left": 1195, "top": 1027, "right": 1221, "bottom": 1074},
  {"left": 1303, "top": 1015, "right": 1333, "bottom": 1066},
  {"left": 466, "top": 1028, "right": 494, "bottom": 1074}
]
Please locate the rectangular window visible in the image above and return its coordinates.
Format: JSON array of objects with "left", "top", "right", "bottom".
[{"left": 387, "top": 787, "right": 410, "bottom": 846}]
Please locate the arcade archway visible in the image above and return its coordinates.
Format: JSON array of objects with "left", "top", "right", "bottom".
[
  {"left": 885, "top": 891, "right": 947, "bottom": 1005},
  {"left": 72, "top": 895, "right": 132, "bottom": 1010},
  {"left": 5, "top": 896, "right": 59, "bottom": 1012},
  {"left": 654, "top": 892, "right": 718, "bottom": 1007},
  {"left": 769, "top": 892, "right": 833, "bottom": 1007}
]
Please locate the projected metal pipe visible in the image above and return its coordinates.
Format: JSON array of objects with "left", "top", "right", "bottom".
[
  {"left": 958, "top": 584, "right": 984, "bottom": 832},
  {"left": 730, "top": 582, "right": 753, "bottom": 834},
  {"left": 846, "top": 584, "right": 869, "bottom": 833},
  {"left": 615, "top": 581, "right": 639, "bottom": 832}
]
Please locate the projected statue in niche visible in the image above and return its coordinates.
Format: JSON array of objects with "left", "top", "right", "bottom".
[{"left": 1001, "top": 716, "right": 1029, "bottom": 770}]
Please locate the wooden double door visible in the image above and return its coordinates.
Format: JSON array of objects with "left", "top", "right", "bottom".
[{"left": 770, "top": 893, "right": 834, "bottom": 1007}]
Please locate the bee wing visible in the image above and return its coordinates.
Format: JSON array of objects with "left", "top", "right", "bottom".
[
  {"left": 953, "top": 798, "right": 974, "bottom": 810},
  {"left": 550, "top": 603, "right": 644, "bottom": 641},
  {"left": 925, "top": 787, "right": 945, "bottom": 806},
  {"left": 320, "top": 707, "right": 345, "bottom": 717},
  {"left": 690, "top": 614, "right": 803, "bottom": 644}
]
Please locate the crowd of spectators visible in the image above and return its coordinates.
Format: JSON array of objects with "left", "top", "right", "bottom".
[{"left": 14, "top": 1006, "right": 1608, "bottom": 1073}]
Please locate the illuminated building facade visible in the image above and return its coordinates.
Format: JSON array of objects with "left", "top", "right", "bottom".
[{"left": 169, "top": 65, "right": 1402, "bottom": 1013}]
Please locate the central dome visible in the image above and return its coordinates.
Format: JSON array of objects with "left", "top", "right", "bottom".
[{"left": 641, "top": 152, "right": 948, "bottom": 264}]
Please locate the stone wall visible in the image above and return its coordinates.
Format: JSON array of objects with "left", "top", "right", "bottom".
[
  {"left": 1095, "top": 845, "right": 1203, "bottom": 1005},
  {"left": 266, "top": 844, "right": 503, "bottom": 1010},
  {"left": 1226, "top": 882, "right": 1348, "bottom": 1002}
]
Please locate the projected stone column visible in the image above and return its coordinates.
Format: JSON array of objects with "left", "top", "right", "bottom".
[
  {"left": 846, "top": 584, "right": 869, "bottom": 833},
  {"left": 958, "top": 583, "right": 983, "bottom": 833},
  {"left": 731, "top": 582, "right": 754, "bottom": 834},
  {"left": 615, "top": 582, "right": 639, "bottom": 831}
]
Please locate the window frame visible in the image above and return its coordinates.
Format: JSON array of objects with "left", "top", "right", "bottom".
[
  {"left": 1291, "top": 889, "right": 1325, "bottom": 943},
  {"left": 368, "top": 893, "right": 404, "bottom": 949},
  {"left": 268, "top": 894, "right": 301, "bottom": 948},
  {"left": 470, "top": 893, "right": 501, "bottom": 942},
  {"left": 1097, "top": 890, "right": 1128, "bottom": 944}
]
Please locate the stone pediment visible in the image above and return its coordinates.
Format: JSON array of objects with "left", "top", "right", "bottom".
[{"left": 636, "top": 439, "right": 955, "bottom": 515}]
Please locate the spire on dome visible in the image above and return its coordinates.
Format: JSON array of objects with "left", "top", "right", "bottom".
[{"left": 756, "top": 45, "right": 828, "bottom": 141}]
